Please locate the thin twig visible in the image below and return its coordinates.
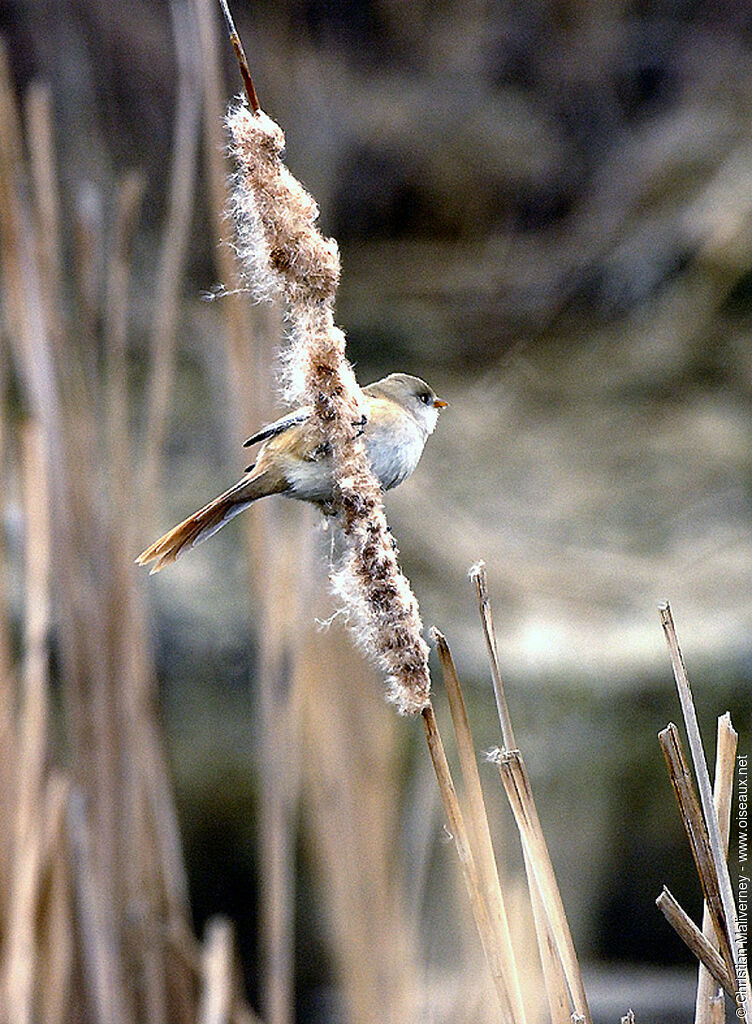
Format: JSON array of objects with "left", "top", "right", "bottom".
[{"left": 656, "top": 888, "right": 735, "bottom": 997}]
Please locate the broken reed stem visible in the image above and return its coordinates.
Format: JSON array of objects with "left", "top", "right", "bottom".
[
  {"left": 658, "top": 723, "right": 736, "bottom": 976},
  {"left": 421, "top": 703, "right": 517, "bottom": 1023},
  {"left": 495, "top": 749, "right": 591, "bottom": 1024},
  {"left": 660, "top": 602, "right": 749, "bottom": 1024},
  {"left": 656, "top": 887, "right": 735, "bottom": 997},
  {"left": 470, "top": 563, "right": 571, "bottom": 1024},
  {"left": 433, "top": 629, "right": 526, "bottom": 1024},
  {"left": 696, "top": 714, "right": 738, "bottom": 1024},
  {"left": 469, "top": 563, "right": 516, "bottom": 749}
]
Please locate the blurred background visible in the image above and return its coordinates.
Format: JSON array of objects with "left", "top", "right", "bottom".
[{"left": 0, "top": 0, "right": 751, "bottom": 1022}]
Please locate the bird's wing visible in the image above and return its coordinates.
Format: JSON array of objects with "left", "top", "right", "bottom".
[{"left": 242, "top": 407, "right": 311, "bottom": 448}]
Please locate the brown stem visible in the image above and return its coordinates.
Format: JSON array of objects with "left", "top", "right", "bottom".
[{"left": 218, "top": 0, "right": 260, "bottom": 112}]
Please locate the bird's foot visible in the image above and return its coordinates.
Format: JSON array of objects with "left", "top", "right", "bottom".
[{"left": 352, "top": 413, "right": 368, "bottom": 439}]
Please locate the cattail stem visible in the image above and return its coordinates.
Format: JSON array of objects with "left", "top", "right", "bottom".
[{"left": 217, "top": 0, "right": 260, "bottom": 112}]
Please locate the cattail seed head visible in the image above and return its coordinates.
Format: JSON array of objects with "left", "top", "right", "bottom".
[{"left": 226, "top": 98, "right": 431, "bottom": 714}]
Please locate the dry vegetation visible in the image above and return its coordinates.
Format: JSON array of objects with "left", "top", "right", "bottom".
[{"left": 0, "top": 2, "right": 749, "bottom": 1024}]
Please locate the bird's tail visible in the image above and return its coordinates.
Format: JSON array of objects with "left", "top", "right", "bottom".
[{"left": 136, "top": 470, "right": 282, "bottom": 574}]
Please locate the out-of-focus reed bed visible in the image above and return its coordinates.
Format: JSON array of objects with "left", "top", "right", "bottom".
[{"left": 0, "top": 2, "right": 264, "bottom": 1018}]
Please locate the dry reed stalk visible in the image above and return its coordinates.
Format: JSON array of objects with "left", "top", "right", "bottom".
[
  {"left": 255, "top": 512, "right": 304, "bottom": 1024},
  {"left": 658, "top": 723, "right": 735, "bottom": 976},
  {"left": 655, "top": 887, "right": 734, "bottom": 996},
  {"left": 433, "top": 628, "right": 526, "bottom": 1024},
  {"left": 695, "top": 714, "right": 738, "bottom": 1024},
  {"left": 3, "top": 422, "right": 51, "bottom": 1024},
  {"left": 526, "top": 881, "right": 570, "bottom": 1024},
  {"left": 105, "top": 166, "right": 197, "bottom": 1024},
  {"left": 24, "top": 83, "right": 62, "bottom": 356},
  {"left": 98, "top": 173, "right": 150, "bottom": 1024},
  {"left": 494, "top": 749, "right": 591, "bottom": 1024},
  {"left": 0, "top": 47, "right": 63, "bottom": 489},
  {"left": 470, "top": 564, "right": 575, "bottom": 1024},
  {"left": 67, "top": 788, "right": 132, "bottom": 1024},
  {"left": 37, "top": 775, "right": 73, "bottom": 1024},
  {"left": 142, "top": 0, "right": 203, "bottom": 510},
  {"left": 660, "top": 602, "right": 750, "bottom": 1024},
  {"left": 0, "top": 389, "right": 15, "bottom": 941},
  {"left": 469, "top": 564, "right": 515, "bottom": 750},
  {"left": 422, "top": 702, "right": 517, "bottom": 1023}
]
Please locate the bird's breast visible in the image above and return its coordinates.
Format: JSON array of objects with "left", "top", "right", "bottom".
[{"left": 364, "top": 418, "right": 426, "bottom": 491}]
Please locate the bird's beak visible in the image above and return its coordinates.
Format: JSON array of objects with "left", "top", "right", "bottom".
[{"left": 433, "top": 398, "right": 448, "bottom": 408}]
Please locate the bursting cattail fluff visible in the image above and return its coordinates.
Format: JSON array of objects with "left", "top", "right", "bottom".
[{"left": 226, "top": 101, "right": 430, "bottom": 714}]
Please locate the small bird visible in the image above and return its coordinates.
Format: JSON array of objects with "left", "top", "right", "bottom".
[{"left": 136, "top": 373, "right": 447, "bottom": 573}]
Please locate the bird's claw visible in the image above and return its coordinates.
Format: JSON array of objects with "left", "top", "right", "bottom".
[{"left": 352, "top": 413, "right": 368, "bottom": 439}]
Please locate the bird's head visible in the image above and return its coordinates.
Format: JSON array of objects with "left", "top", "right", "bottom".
[{"left": 368, "top": 373, "right": 448, "bottom": 434}]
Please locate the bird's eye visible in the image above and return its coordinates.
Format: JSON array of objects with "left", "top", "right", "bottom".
[{"left": 418, "top": 392, "right": 432, "bottom": 405}]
